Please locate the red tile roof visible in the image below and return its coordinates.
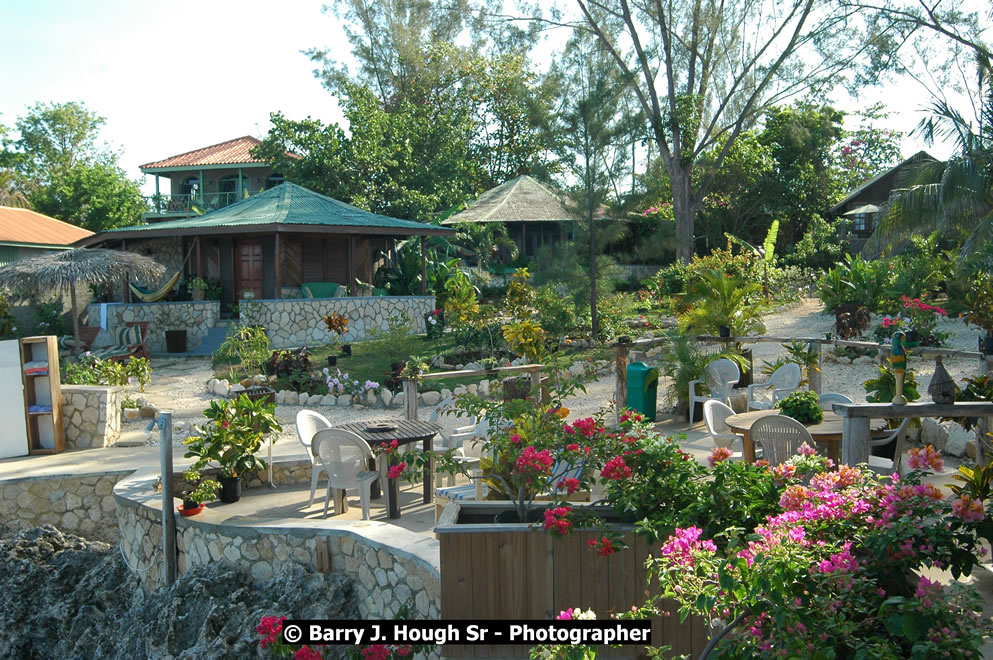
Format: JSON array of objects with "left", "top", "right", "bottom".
[
  {"left": 0, "top": 207, "right": 93, "bottom": 246},
  {"left": 140, "top": 136, "right": 270, "bottom": 170}
]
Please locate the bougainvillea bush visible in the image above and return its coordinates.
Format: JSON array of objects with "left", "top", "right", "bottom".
[
  {"left": 532, "top": 414, "right": 993, "bottom": 657},
  {"left": 643, "top": 448, "right": 992, "bottom": 657}
]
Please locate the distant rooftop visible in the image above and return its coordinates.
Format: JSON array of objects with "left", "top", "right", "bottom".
[
  {"left": 442, "top": 175, "right": 575, "bottom": 225},
  {"left": 0, "top": 206, "right": 93, "bottom": 247},
  {"left": 140, "top": 136, "right": 278, "bottom": 170}
]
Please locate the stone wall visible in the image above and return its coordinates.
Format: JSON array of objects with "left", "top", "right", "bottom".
[
  {"left": 61, "top": 384, "right": 123, "bottom": 450},
  {"left": 0, "top": 471, "right": 128, "bottom": 543},
  {"left": 86, "top": 301, "right": 221, "bottom": 353},
  {"left": 115, "top": 462, "right": 441, "bottom": 621},
  {"left": 239, "top": 296, "right": 435, "bottom": 348}
]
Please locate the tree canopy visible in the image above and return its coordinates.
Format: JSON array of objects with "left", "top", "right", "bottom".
[{"left": 2, "top": 101, "right": 145, "bottom": 231}]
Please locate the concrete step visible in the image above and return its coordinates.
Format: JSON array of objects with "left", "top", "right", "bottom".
[{"left": 186, "top": 325, "right": 230, "bottom": 356}]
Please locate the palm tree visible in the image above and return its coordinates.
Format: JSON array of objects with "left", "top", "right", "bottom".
[
  {"left": 866, "top": 56, "right": 993, "bottom": 260},
  {"left": 0, "top": 169, "right": 31, "bottom": 208}
]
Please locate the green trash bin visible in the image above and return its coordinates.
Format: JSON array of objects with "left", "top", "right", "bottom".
[{"left": 625, "top": 362, "right": 659, "bottom": 421}]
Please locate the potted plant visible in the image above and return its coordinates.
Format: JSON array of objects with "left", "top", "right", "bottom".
[
  {"left": 963, "top": 273, "right": 993, "bottom": 355},
  {"left": 241, "top": 289, "right": 255, "bottom": 301},
  {"left": 178, "top": 472, "right": 220, "bottom": 516},
  {"left": 186, "top": 276, "right": 209, "bottom": 301},
  {"left": 182, "top": 394, "right": 282, "bottom": 503}
]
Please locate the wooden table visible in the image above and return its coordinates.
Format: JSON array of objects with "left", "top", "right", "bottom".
[
  {"left": 336, "top": 419, "right": 440, "bottom": 519},
  {"left": 726, "top": 410, "right": 886, "bottom": 463}
]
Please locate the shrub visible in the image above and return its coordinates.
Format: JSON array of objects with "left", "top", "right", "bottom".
[
  {"left": 534, "top": 285, "right": 576, "bottom": 341},
  {"left": 776, "top": 390, "right": 824, "bottom": 424},
  {"left": 0, "top": 292, "right": 16, "bottom": 338}
]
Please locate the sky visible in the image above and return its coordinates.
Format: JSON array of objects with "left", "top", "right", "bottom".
[{"left": 0, "top": 0, "right": 983, "bottom": 198}]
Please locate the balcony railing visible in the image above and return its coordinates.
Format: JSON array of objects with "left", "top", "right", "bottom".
[{"left": 144, "top": 191, "right": 260, "bottom": 216}]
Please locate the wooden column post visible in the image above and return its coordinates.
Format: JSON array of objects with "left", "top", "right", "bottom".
[
  {"left": 403, "top": 379, "right": 418, "bottom": 421},
  {"left": 841, "top": 415, "right": 871, "bottom": 466},
  {"left": 808, "top": 340, "right": 822, "bottom": 394},
  {"left": 420, "top": 236, "right": 428, "bottom": 295},
  {"left": 348, "top": 235, "right": 356, "bottom": 296},
  {"left": 195, "top": 237, "right": 202, "bottom": 278},
  {"left": 274, "top": 232, "right": 282, "bottom": 298},
  {"left": 614, "top": 345, "right": 629, "bottom": 425},
  {"left": 121, "top": 239, "right": 130, "bottom": 303}
]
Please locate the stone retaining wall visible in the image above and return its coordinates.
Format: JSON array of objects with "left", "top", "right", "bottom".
[
  {"left": 0, "top": 471, "right": 128, "bottom": 543},
  {"left": 239, "top": 296, "right": 435, "bottom": 348},
  {"left": 86, "top": 301, "right": 221, "bottom": 353},
  {"left": 61, "top": 384, "right": 123, "bottom": 450},
  {"left": 115, "top": 460, "right": 441, "bottom": 621}
]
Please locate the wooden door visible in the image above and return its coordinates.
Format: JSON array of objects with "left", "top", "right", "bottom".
[{"left": 235, "top": 239, "right": 263, "bottom": 299}]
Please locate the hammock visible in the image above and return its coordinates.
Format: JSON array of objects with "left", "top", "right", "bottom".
[
  {"left": 129, "top": 270, "right": 181, "bottom": 302},
  {"left": 127, "top": 241, "right": 197, "bottom": 302}
]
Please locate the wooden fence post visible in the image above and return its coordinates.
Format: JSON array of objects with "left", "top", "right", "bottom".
[
  {"left": 841, "top": 415, "right": 871, "bottom": 466},
  {"left": 807, "top": 340, "right": 822, "bottom": 394},
  {"left": 615, "top": 345, "right": 629, "bottom": 425},
  {"left": 402, "top": 379, "right": 418, "bottom": 421}
]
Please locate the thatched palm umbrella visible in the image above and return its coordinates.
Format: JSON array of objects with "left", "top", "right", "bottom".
[{"left": 0, "top": 248, "right": 165, "bottom": 354}]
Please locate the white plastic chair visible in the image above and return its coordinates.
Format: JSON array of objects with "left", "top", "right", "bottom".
[
  {"left": 433, "top": 418, "right": 496, "bottom": 520},
  {"left": 747, "top": 364, "right": 802, "bottom": 411},
  {"left": 703, "top": 400, "right": 743, "bottom": 452},
  {"left": 750, "top": 414, "right": 815, "bottom": 465},
  {"left": 429, "top": 398, "right": 480, "bottom": 487},
  {"left": 689, "top": 358, "right": 740, "bottom": 425},
  {"left": 311, "top": 429, "right": 379, "bottom": 520},
  {"left": 868, "top": 418, "right": 910, "bottom": 477},
  {"left": 818, "top": 392, "right": 853, "bottom": 410},
  {"left": 295, "top": 409, "right": 332, "bottom": 506}
]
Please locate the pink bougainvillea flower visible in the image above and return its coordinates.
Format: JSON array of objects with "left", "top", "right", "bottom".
[
  {"left": 709, "top": 446, "right": 734, "bottom": 467},
  {"left": 906, "top": 445, "right": 944, "bottom": 472},
  {"left": 543, "top": 506, "right": 573, "bottom": 536},
  {"left": 295, "top": 645, "right": 323, "bottom": 660},
  {"left": 952, "top": 495, "right": 985, "bottom": 523},
  {"left": 660, "top": 527, "right": 717, "bottom": 567},
  {"left": 257, "top": 615, "right": 286, "bottom": 649},
  {"left": 558, "top": 477, "right": 580, "bottom": 494},
  {"left": 387, "top": 462, "right": 407, "bottom": 480}
]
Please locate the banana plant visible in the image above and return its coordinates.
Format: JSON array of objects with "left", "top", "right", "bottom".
[{"left": 725, "top": 219, "right": 780, "bottom": 297}]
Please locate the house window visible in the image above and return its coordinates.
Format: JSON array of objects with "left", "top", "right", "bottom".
[{"left": 854, "top": 213, "right": 867, "bottom": 232}]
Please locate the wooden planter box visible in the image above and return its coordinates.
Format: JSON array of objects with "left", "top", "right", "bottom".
[{"left": 435, "top": 501, "right": 710, "bottom": 658}]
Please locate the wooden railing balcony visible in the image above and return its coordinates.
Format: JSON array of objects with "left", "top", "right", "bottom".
[{"left": 143, "top": 191, "right": 261, "bottom": 217}]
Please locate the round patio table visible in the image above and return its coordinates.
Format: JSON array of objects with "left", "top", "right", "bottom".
[
  {"left": 726, "top": 410, "right": 886, "bottom": 463},
  {"left": 336, "top": 419, "right": 439, "bottom": 519}
]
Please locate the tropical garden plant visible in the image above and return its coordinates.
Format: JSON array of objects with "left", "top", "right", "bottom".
[
  {"left": 775, "top": 390, "right": 824, "bottom": 424},
  {"left": 183, "top": 394, "right": 282, "bottom": 481},
  {"left": 678, "top": 267, "right": 767, "bottom": 343}
]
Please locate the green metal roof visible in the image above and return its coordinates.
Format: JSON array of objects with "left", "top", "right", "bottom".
[{"left": 78, "top": 183, "right": 451, "bottom": 245}]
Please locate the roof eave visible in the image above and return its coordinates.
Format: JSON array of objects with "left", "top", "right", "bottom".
[
  {"left": 76, "top": 223, "right": 453, "bottom": 247},
  {"left": 140, "top": 162, "right": 271, "bottom": 174}
]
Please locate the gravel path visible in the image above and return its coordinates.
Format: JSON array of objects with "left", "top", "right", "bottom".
[{"left": 135, "top": 300, "right": 986, "bottom": 442}]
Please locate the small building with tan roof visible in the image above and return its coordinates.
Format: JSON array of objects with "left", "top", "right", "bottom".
[{"left": 0, "top": 206, "right": 93, "bottom": 267}]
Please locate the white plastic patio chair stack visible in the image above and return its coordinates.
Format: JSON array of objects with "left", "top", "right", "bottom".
[
  {"left": 428, "top": 397, "right": 480, "bottom": 488},
  {"left": 818, "top": 392, "right": 853, "bottom": 410},
  {"left": 311, "top": 429, "right": 380, "bottom": 520},
  {"left": 747, "top": 363, "right": 802, "bottom": 411},
  {"left": 867, "top": 418, "right": 910, "bottom": 477},
  {"left": 750, "top": 414, "right": 815, "bottom": 466},
  {"left": 688, "top": 358, "right": 741, "bottom": 425},
  {"left": 433, "top": 418, "right": 492, "bottom": 522},
  {"left": 703, "top": 400, "right": 743, "bottom": 454},
  {"left": 295, "top": 409, "right": 332, "bottom": 506}
]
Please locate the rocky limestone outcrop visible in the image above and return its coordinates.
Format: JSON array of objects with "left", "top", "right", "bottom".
[{"left": 0, "top": 525, "right": 357, "bottom": 659}]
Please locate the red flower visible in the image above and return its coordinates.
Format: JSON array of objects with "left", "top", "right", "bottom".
[
  {"left": 558, "top": 477, "right": 580, "bottom": 494},
  {"left": 601, "top": 456, "right": 632, "bottom": 481},
  {"left": 295, "top": 646, "right": 323, "bottom": 660},
  {"left": 388, "top": 462, "right": 407, "bottom": 479}
]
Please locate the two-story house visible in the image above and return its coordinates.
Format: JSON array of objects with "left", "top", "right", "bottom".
[
  {"left": 826, "top": 150, "right": 938, "bottom": 245},
  {"left": 140, "top": 136, "right": 287, "bottom": 221}
]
